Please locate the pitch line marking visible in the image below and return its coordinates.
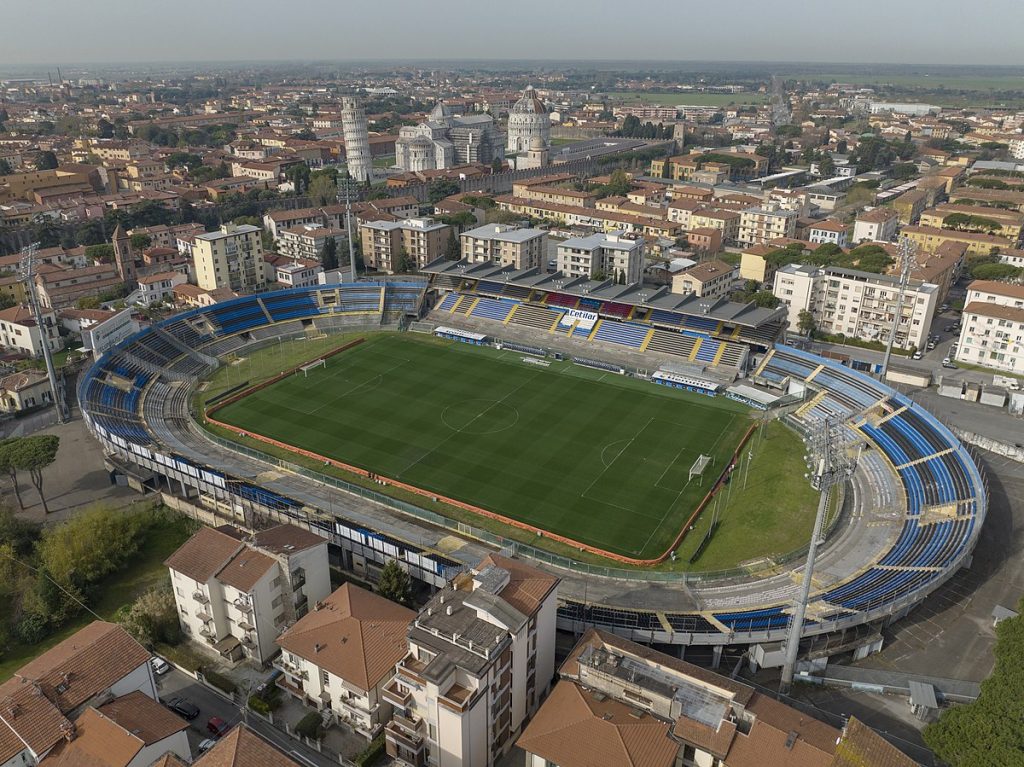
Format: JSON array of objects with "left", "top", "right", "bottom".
[
  {"left": 579, "top": 416, "right": 655, "bottom": 504},
  {"left": 397, "top": 371, "right": 542, "bottom": 479},
  {"left": 441, "top": 400, "right": 521, "bottom": 436}
]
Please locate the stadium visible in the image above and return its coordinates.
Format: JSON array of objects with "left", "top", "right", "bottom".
[{"left": 78, "top": 264, "right": 986, "bottom": 666}]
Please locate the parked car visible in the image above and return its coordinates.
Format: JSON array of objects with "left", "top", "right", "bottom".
[
  {"left": 150, "top": 657, "right": 171, "bottom": 676},
  {"left": 926, "top": 341, "right": 936, "bottom": 351},
  {"left": 206, "top": 716, "right": 230, "bottom": 737},
  {"left": 912, "top": 351, "right": 923, "bottom": 360},
  {"left": 166, "top": 697, "right": 199, "bottom": 720},
  {"left": 942, "top": 358, "right": 957, "bottom": 369},
  {"left": 255, "top": 669, "right": 282, "bottom": 699},
  {"left": 940, "top": 303, "right": 950, "bottom": 312},
  {"left": 943, "top": 325, "right": 955, "bottom": 333},
  {"left": 197, "top": 739, "right": 217, "bottom": 754}
]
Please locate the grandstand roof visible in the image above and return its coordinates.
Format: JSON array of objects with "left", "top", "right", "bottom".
[{"left": 422, "top": 259, "right": 787, "bottom": 329}]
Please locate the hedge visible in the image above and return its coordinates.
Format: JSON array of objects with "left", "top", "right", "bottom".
[
  {"left": 355, "top": 734, "right": 385, "bottom": 767},
  {"left": 203, "top": 670, "right": 238, "bottom": 695}
]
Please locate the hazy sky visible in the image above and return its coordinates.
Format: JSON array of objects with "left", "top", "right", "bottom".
[{"left": 4, "top": 0, "right": 1023, "bottom": 67}]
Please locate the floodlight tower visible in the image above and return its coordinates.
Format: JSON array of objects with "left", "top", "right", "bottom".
[
  {"left": 779, "top": 417, "right": 857, "bottom": 694},
  {"left": 879, "top": 236, "right": 918, "bottom": 380},
  {"left": 19, "top": 243, "right": 69, "bottom": 424}
]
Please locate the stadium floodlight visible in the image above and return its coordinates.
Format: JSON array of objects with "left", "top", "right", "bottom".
[
  {"left": 879, "top": 236, "right": 918, "bottom": 381},
  {"left": 18, "top": 243, "right": 69, "bottom": 424},
  {"left": 780, "top": 416, "right": 857, "bottom": 695}
]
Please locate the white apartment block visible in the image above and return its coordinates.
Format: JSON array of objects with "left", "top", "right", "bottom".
[
  {"left": 384, "top": 555, "right": 559, "bottom": 767},
  {"left": 738, "top": 206, "right": 798, "bottom": 246},
  {"left": 956, "top": 280, "right": 1024, "bottom": 374},
  {"left": 1010, "top": 137, "right": 1024, "bottom": 161},
  {"left": 555, "top": 230, "right": 643, "bottom": 283},
  {"left": 774, "top": 263, "right": 938, "bottom": 350},
  {"left": 166, "top": 524, "right": 330, "bottom": 666},
  {"left": 277, "top": 223, "right": 347, "bottom": 262},
  {"left": 807, "top": 220, "right": 849, "bottom": 248},
  {"left": 193, "top": 223, "right": 271, "bottom": 293},
  {"left": 460, "top": 224, "right": 547, "bottom": 270},
  {"left": 853, "top": 207, "right": 900, "bottom": 244},
  {"left": 269, "top": 257, "right": 324, "bottom": 288},
  {"left": 275, "top": 583, "right": 415, "bottom": 739},
  {"left": 0, "top": 304, "right": 62, "bottom": 356},
  {"left": 136, "top": 270, "right": 187, "bottom": 306}
]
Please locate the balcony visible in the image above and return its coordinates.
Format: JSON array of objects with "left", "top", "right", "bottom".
[
  {"left": 233, "top": 598, "right": 253, "bottom": 612},
  {"left": 291, "top": 570, "right": 306, "bottom": 590},
  {"left": 237, "top": 618, "right": 255, "bottom": 632},
  {"left": 337, "top": 695, "right": 377, "bottom": 718},
  {"left": 274, "top": 657, "right": 309, "bottom": 681},
  {"left": 294, "top": 593, "right": 308, "bottom": 611},
  {"left": 382, "top": 680, "right": 412, "bottom": 708},
  {"left": 396, "top": 655, "right": 429, "bottom": 684},
  {"left": 195, "top": 609, "right": 213, "bottom": 622},
  {"left": 192, "top": 591, "right": 209, "bottom": 604},
  {"left": 385, "top": 720, "right": 426, "bottom": 755}
]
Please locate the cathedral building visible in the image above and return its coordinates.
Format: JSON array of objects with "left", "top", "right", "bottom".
[{"left": 395, "top": 101, "right": 504, "bottom": 172}]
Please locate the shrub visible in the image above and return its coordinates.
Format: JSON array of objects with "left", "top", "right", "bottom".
[
  {"left": 203, "top": 670, "right": 238, "bottom": 695},
  {"left": 354, "top": 734, "right": 385, "bottom": 767},
  {"left": 248, "top": 695, "right": 272, "bottom": 715},
  {"left": 14, "top": 611, "right": 49, "bottom": 644},
  {"left": 294, "top": 711, "right": 324, "bottom": 740}
]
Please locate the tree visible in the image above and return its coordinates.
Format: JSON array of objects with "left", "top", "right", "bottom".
[
  {"left": 15, "top": 435, "right": 59, "bottom": 514},
  {"left": 972, "top": 263, "right": 1023, "bottom": 281},
  {"left": 395, "top": 244, "right": 413, "bottom": 274},
  {"left": 490, "top": 158, "right": 503, "bottom": 174},
  {"left": 445, "top": 230, "right": 460, "bottom": 260},
  {"left": 0, "top": 293, "right": 15, "bottom": 311},
  {"left": 0, "top": 159, "right": 11, "bottom": 175},
  {"left": 85, "top": 243, "right": 115, "bottom": 263},
  {"left": 817, "top": 155, "right": 836, "bottom": 177},
  {"left": 96, "top": 118, "right": 114, "bottom": 139},
  {"left": 428, "top": 178, "right": 460, "bottom": 205},
  {"left": 35, "top": 151, "right": 58, "bottom": 171},
  {"left": 76, "top": 296, "right": 102, "bottom": 310},
  {"left": 129, "top": 233, "right": 152, "bottom": 251},
  {"left": 0, "top": 439, "right": 25, "bottom": 510},
  {"left": 377, "top": 560, "right": 412, "bottom": 606},
  {"left": 36, "top": 504, "right": 141, "bottom": 591},
  {"left": 308, "top": 174, "right": 338, "bottom": 206},
  {"left": 797, "top": 309, "right": 816, "bottom": 336},
  {"left": 116, "top": 584, "right": 181, "bottom": 647},
  {"left": 924, "top": 600, "right": 1024, "bottom": 765},
  {"left": 285, "top": 163, "right": 311, "bottom": 194},
  {"left": 320, "top": 237, "right": 338, "bottom": 270}
]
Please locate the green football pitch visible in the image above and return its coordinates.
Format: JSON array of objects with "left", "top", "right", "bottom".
[{"left": 212, "top": 334, "right": 752, "bottom": 559}]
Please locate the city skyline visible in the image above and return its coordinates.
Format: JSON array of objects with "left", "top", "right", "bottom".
[{"left": 3, "top": 0, "right": 1024, "bottom": 67}]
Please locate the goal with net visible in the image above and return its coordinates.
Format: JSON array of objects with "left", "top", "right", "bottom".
[
  {"left": 299, "top": 358, "right": 326, "bottom": 378},
  {"left": 689, "top": 454, "right": 713, "bottom": 484}
]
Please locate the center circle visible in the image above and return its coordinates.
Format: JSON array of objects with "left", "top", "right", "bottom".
[{"left": 441, "top": 399, "right": 520, "bottom": 435}]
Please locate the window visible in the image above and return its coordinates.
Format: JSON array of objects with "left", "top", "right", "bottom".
[{"left": 321, "top": 669, "right": 330, "bottom": 687}]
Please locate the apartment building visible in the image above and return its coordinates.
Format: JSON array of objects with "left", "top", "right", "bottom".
[
  {"left": 918, "top": 203, "right": 1024, "bottom": 244},
  {"left": 128, "top": 222, "right": 206, "bottom": 250},
  {"left": 853, "top": 207, "right": 899, "bottom": 243},
  {"left": 893, "top": 189, "right": 929, "bottom": 224},
  {"left": 807, "top": 219, "right": 849, "bottom": 248},
  {"left": 517, "top": 629, "right": 915, "bottom": 767},
  {"left": 165, "top": 524, "right": 330, "bottom": 665},
  {"left": 739, "top": 244, "right": 785, "bottom": 284},
  {"left": 0, "top": 304, "right": 62, "bottom": 356},
  {"left": 672, "top": 259, "right": 738, "bottom": 299},
  {"left": 689, "top": 209, "right": 741, "bottom": 244},
  {"left": 956, "top": 280, "right": 1024, "bottom": 374},
  {"left": 460, "top": 224, "right": 547, "bottom": 270},
  {"left": 666, "top": 198, "right": 704, "bottom": 229},
  {"left": 193, "top": 223, "right": 271, "bottom": 293},
  {"left": 901, "top": 224, "right": 1014, "bottom": 256},
  {"left": 555, "top": 231, "right": 644, "bottom": 283},
  {"left": 738, "top": 206, "right": 798, "bottom": 246},
  {"left": 384, "top": 555, "right": 559, "bottom": 767},
  {"left": 275, "top": 583, "right": 415, "bottom": 738},
  {"left": 266, "top": 255, "right": 324, "bottom": 288},
  {"left": 360, "top": 218, "right": 452, "bottom": 273},
  {"left": 774, "top": 263, "right": 938, "bottom": 350},
  {"left": 277, "top": 223, "right": 348, "bottom": 262},
  {"left": 0, "top": 621, "right": 160, "bottom": 766},
  {"left": 136, "top": 270, "right": 187, "bottom": 306},
  {"left": 34, "top": 263, "right": 126, "bottom": 310}
]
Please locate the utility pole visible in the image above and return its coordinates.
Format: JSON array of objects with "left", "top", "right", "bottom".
[
  {"left": 20, "top": 243, "right": 69, "bottom": 424},
  {"left": 343, "top": 181, "right": 357, "bottom": 283},
  {"left": 879, "top": 236, "right": 917, "bottom": 381},
  {"left": 779, "top": 417, "right": 856, "bottom": 694}
]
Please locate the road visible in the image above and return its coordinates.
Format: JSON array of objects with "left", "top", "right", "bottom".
[{"left": 155, "top": 668, "right": 336, "bottom": 767}]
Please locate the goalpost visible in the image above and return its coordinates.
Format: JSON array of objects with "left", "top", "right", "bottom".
[
  {"left": 689, "top": 454, "right": 713, "bottom": 485},
  {"left": 299, "top": 358, "right": 327, "bottom": 378}
]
